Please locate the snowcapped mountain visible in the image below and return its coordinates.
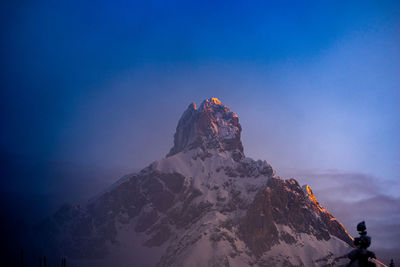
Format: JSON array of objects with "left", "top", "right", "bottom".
[{"left": 36, "top": 98, "right": 354, "bottom": 267}]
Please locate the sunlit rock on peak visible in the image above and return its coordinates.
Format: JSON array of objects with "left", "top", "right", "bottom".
[
  {"left": 205, "top": 97, "right": 222, "bottom": 105},
  {"left": 302, "top": 184, "right": 318, "bottom": 204}
]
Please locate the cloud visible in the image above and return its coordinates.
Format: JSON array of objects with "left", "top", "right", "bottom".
[{"left": 279, "top": 168, "right": 400, "bottom": 264}]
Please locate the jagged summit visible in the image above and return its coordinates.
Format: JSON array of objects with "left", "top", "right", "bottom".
[{"left": 167, "top": 97, "right": 244, "bottom": 158}]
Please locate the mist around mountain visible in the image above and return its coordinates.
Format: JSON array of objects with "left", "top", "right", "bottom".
[
  {"left": 5, "top": 98, "right": 352, "bottom": 267},
  {"left": 0, "top": 149, "right": 139, "bottom": 263},
  {"left": 1, "top": 98, "right": 394, "bottom": 267}
]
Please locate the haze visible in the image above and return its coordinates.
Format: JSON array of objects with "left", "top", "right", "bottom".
[{"left": 1, "top": 0, "right": 399, "bottom": 263}]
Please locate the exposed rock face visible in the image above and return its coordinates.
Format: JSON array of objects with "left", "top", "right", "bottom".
[
  {"left": 167, "top": 98, "right": 244, "bottom": 159},
  {"left": 35, "top": 170, "right": 187, "bottom": 259},
  {"left": 302, "top": 184, "right": 354, "bottom": 246},
  {"left": 36, "top": 98, "right": 353, "bottom": 267},
  {"left": 240, "top": 178, "right": 353, "bottom": 257}
]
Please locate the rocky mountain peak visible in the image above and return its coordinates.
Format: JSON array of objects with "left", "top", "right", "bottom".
[
  {"left": 167, "top": 98, "right": 244, "bottom": 158},
  {"left": 34, "top": 98, "right": 356, "bottom": 267}
]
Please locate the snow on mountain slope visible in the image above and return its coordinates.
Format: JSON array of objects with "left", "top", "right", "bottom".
[{"left": 36, "top": 98, "right": 354, "bottom": 267}]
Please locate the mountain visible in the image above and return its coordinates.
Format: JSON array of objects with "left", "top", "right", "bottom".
[{"left": 35, "top": 98, "right": 354, "bottom": 267}]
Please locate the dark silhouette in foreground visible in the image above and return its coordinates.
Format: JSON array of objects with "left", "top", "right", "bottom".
[{"left": 347, "top": 221, "right": 376, "bottom": 267}]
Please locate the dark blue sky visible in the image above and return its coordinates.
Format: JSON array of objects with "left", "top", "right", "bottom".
[
  {"left": 2, "top": 0, "right": 399, "bottom": 180},
  {"left": 1, "top": 0, "right": 400, "bottom": 260}
]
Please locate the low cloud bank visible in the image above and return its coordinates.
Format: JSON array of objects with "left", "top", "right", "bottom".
[{"left": 279, "top": 168, "right": 400, "bottom": 264}]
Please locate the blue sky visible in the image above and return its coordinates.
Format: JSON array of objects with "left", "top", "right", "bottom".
[
  {"left": 3, "top": 0, "right": 399, "bottom": 187},
  {"left": 1, "top": 0, "right": 400, "bottom": 259}
]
